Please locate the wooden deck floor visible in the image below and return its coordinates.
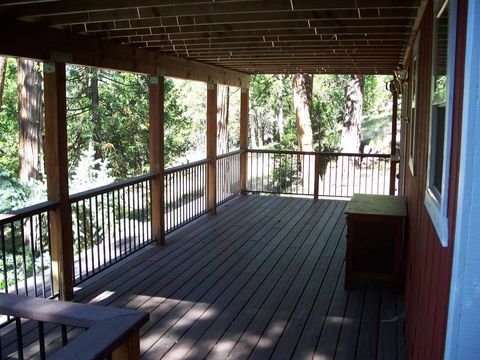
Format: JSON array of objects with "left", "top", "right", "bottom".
[{"left": 2, "top": 195, "right": 406, "bottom": 359}]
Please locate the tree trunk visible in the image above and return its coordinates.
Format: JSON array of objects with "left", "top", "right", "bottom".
[
  {"left": 216, "top": 84, "right": 229, "bottom": 155},
  {"left": 18, "top": 58, "right": 43, "bottom": 181},
  {"left": 250, "top": 111, "right": 257, "bottom": 148},
  {"left": 90, "top": 68, "right": 102, "bottom": 167},
  {"left": 292, "top": 73, "right": 313, "bottom": 152},
  {"left": 292, "top": 73, "right": 314, "bottom": 192},
  {"left": 341, "top": 74, "right": 364, "bottom": 153},
  {"left": 0, "top": 57, "right": 7, "bottom": 109},
  {"left": 276, "top": 75, "right": 284, "bottom": 140}
]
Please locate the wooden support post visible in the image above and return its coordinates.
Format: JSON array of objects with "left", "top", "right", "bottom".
[
  {"left": 390, "top": 90, "right": 399, "bottom": 195},
  {"left": 313, "top": 153, "right": 320, "bottom": 199},
  {"left": 112, "top": 330, "right": 141, "bottom": 360},
  {"left": 240, "top": 88, "right": 249, "bottom": 193},
  {"left": 43, "top": 62, "right": 74, "bottom": 301},
  {"left": 149, "top": 76, "right": 165, "bottom": 245},
  {"left": 206, "top": 83, "right": 217, "bottom": 214}
]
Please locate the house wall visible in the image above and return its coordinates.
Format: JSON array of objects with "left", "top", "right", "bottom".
[{"left": 403, "top": 0, "right": 467, "bottom": 359}]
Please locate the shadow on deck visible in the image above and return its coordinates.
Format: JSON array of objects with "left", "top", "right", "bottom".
[{"left": 2, "top": 194, "right": 406, "bottom": 359}]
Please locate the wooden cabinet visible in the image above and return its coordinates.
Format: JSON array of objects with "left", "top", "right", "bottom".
[{"left": 345, "top": 194, "right": 407, "bottom": 290}]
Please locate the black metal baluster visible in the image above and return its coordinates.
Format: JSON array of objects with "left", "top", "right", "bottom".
[
  {"left": 384, "top": 158, "right": 387, "bottom": 194},
  {"left": 127, "top": 185, "right": 132, "bottom": 253},
  {"left": 61, "top": 325, "right": 68, "bottom": 346},
  {"left": 122, "top": 187, "right": 127, "bottom": 257},
  {"left": 94, "top": 196, "right": 101, "bottom": 271},
  {"left": 1, "top": 226, "right": 8, "bottom": 295},
  {"left": 111, "top": 191, "right": 117, "bottom": 262},
  {"left": 377, "top": 158, "right": 381, "bottom": 194},
  {"left": 149, "top": 180, "right": 153, "bottom": 239},
  {"left": 20, "top": 222, "right": 28, "bottom": 295},
  {"left": 0, "top": 328, "right": 3, "bottom": 360},
  {"left": 82, "top": 200, "right": 89, "bottom": 278},
  {"left": 38, "top": 321, "right": 46, "bottom": 360},
  {"left": 106, "top": 192, "right": 112, "bottom": 266},
  {"left": 15, "top": 318, "right": 23, "bottom": 360},
  {"left": 74, "top": 203, "right": 82, "bottom": 282},
  {"left": 38, "top": 213, "right": 46, "bottom": 297},
  {"left": 30, "top": 216, "right": 38, "bottom": 296},
  {"left": 101, "top": 194, "right": 106, "bottom": 267},
  {"left": 141, "top": 182, "right": 145, "bottom": 243},
  {"left": 88, "top": 197, "right": 95, "bottom": 273},
  {"left": 47, "top": 213, "right": 54, "bottom": 296},
  {"left": 11, "top": 222, "right": 18, "bottom": 294}
]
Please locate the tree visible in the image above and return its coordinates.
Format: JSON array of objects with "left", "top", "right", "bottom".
[
  {"left": 90, "top": 68, "right": 102, "bottom": 166},
  {"left": 292, "top": 73, "right": 314, "bottom": 191},
  {"left": 0, "top": 57, "right": 7, "bottom": 109},
  {"left": 17, "top": 58, "right": 43, "bottom": 181},
  {"left": 276, "top": 74, "right": 285, "bottom": 140},
  {"left": 217, "top": 84, "right": 229, "bottom": 154},
  {"left": 341, "top": 75, "right": 364, "bottom": 153},
  {"left": 292, "top": 73, "right": 313, "bottom": 152}
]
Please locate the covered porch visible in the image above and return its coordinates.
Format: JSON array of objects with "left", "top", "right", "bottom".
[
  {"left": 0, "top": 0, "right": 420, "bottom": 358},
  {"left": 1, "top": 195, "right": 405, "bottom": 359}
]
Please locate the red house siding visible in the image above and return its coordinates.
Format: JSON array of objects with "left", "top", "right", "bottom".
[{"left": 403, "top": 0, "right": 466, "bottom": 359}]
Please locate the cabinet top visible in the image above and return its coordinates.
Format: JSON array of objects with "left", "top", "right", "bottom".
[{"left": 345, "top": 194, "right": 407, "bottom": 217}]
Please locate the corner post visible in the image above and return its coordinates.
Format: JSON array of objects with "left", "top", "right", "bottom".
[
  {"left": 240, "top": 87, "right": 249, "bottom": 193},
  {"left": 43, "top": 62, "right": 74, "bottom": 301},
  {"left": 390, "top": 90, "right": 399, "bottom": 195},
  {"left": 149, "top": 75, "right": 165, "bottom": 245},
  {"left": 206, "top": 83, "right": 217, "bottom": 214}
]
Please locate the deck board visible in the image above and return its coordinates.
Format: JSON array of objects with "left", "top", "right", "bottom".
[{"left": 1, "top": 195, "right": 406, "bottom": 359}]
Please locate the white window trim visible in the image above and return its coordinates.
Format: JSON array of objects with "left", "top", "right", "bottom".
[{"left": 424, "top": 0, "right": 457, "bottom": 247}]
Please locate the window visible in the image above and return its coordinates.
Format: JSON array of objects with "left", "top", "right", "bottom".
[
  {"left": 425, "top": 0, "right": 457, "bottom": 246},
  {"left": 408, "top": 34, "right": 420, "bottom": 175}
]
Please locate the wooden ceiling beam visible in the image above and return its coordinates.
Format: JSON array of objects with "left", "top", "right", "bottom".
[
  {"left": 0, "top": 0, "right": 58, "bottom": 6},
  {"left": 93, "top": 26, "right": 410, "bottom": 43},
  {"left": 117, "top": 37, "right": 408, "bottom": 49},
  {"left": 232, "top": 67, "right": 395, "bottom": 75},
  {"left": 157, "top": 44, "right": 406, "bottom": 54},
  {"left": 3, "top": 0, "right": 416, "bottom": 19},
  {"left": 122, "top": 38, "right": 406, "bottom": 49},
  {"left": 24, "top": 1, "right": 417, "bottom": 26},
  {"left": 179, "top": 49, "right": 405, "bottom": 58},
  {"left": 69, "top": 8, "right": 415, "bottom": 34},
  {"left": 402, "top": 0, "right": 428, "bottom": 65},
  {"left": 0, "top": 19, "right": 250, "bottom": 86},
  {"left": 116, "top": 33, "right": 409, "bottom": 44}
]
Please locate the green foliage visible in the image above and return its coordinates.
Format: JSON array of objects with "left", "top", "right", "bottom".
[
  {"left": 164, "top": 78, "right": 193, "bottom": 166},
  {"left": 0, "top": 171, "right": 46, "bottom": 212},
  {"left": 66, "top": 67, "right": 194, "bottom": 179},
  {"left": 0, "top": 59, "right": 20, "bottom": 177}
]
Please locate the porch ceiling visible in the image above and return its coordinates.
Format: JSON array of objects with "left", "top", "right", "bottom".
[{"left": 0, "top": 0, "right": 420, "bottom": 75}]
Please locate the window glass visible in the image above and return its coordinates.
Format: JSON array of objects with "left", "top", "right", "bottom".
[{"left": 429, "top": 0, "right": 449, "bottom": 200}]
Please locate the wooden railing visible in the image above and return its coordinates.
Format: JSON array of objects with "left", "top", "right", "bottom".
[
  {"left": 216, "top": 149, "right": 242, "bottom": 205},
  {"left": 0, "top": 293, "right": 148, "bottom": 360},
  {"left": 69, "top": 173, "right": 156, "bottom": 284},
  {"left": 164, "top": 158, "right": 210, "bottom": 234},
  {"left": 247, "top": 149, "right": 397, "bottom": 198},
  {"left": 0, "top": 200, "right": 60, "bottom": 306}
]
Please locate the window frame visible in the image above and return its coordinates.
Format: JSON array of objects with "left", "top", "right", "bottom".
[
  {"left": 408, "top": 34, "right": 421, "bottom": 176},
  {"left": 425, "top": 0, "right": 457, "bottom": 247}
]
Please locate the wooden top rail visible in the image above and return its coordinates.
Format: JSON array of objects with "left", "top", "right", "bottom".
[
  {"left": 0, "top": 293, "right": 149, "bottom": 360},
  {"left": 216, "top": 149, "right": 244, "bottom": 160},
  {"left": 164, "top": 157, "right": 212, "bottom": 175},
  {"left": 0, "top": 200, "right": 60, "bottom": 224},
  {"left": 248, "top": 149, "right": 391, "bottom": 158},
  {"left": 69, "top": 172, "right": 158, "bottom": 203}
]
